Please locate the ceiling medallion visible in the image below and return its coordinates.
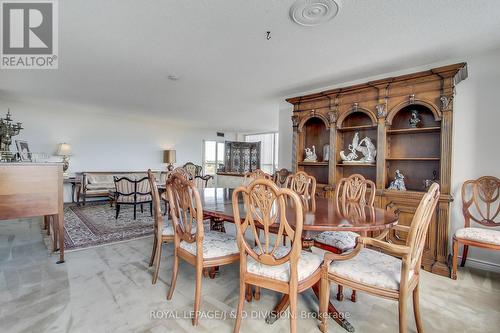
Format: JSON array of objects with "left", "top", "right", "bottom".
[{"left": 290, "top": 0, "right": 341, "bottom": 27}]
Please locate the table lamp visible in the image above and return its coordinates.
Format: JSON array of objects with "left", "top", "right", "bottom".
[
  {"left": 56, "top": 143, "right": 72, "bottom": 175},
  {"left": 163, "top": 149, "right": 176, "bottom": 171}
]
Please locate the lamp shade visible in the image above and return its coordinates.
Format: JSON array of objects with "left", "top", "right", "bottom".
[
  {"left": 163, "top": 149, "right": 176, "bottom": 164},
  {"left": 56, "top": 143, "right": 72, "bottom": 156}
]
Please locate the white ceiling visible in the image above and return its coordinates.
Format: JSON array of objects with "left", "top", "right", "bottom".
[{"left": 1, "top": 0, "right": 500, "bottom": 132}]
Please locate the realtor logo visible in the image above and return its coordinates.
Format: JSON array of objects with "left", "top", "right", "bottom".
[{"left": 1, "top": 0, "right": 58, "bottom": 69}]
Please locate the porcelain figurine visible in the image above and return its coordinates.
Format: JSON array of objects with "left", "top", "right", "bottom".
[
  {"left": 340, "top": 132, "right": 377, "bottom": 164},
  {"left": 388, "top": 169, "right": 407, "bottom": 191},
  {"left": 304, "top": 145, "right": 317, "bottom": 162},
  {"left": 409, "top": 110, "right": 421, "bottom": 128}
]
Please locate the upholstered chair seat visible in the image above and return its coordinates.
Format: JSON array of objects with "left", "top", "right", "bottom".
[
  {"left": 247, "top": 246, "right": 322, "bottom": 282},
  {"left": 455, "top": 227, "right": 500, "bottom": 246},
  {"left": 329, "top": 248, "right": 414, "bottom": 291},
  {"left": 180, "top": 231, "right": 239, "bottom": 258},
  {"left": 162, "top": 223, "right": 174, "bottom": 236},
  {"left": 163, "top": 222, "right": 197, "bottom": 236},
  {"left": 314, "top": 231, "right": 358, "bottom": 252}
]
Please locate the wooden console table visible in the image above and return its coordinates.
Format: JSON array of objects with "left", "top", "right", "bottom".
[{"left": 0, "top": 163, "right": 65, "bottom": 263}]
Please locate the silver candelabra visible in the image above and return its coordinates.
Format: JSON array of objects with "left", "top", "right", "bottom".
[{"left": 0, "top": 109, "right": 23, "bottom": 155}]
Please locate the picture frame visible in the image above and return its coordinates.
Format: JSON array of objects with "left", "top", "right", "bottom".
[{"left": 15, "top": 140, "right": 31, "bottom": 162}]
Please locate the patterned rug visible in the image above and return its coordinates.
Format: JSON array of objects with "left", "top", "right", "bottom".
[{"left": 62, "top": 202, "right": 155, "bottom": 251}]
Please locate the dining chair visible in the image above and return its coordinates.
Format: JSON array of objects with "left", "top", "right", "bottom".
[
  {"left": 147, "top": 170, "right": 174, "bottom": 284},
  {"left": 273, "top": 168, "right": 291, "bottom": 187},
  {"left": 183, "top": 162, "right": 214, "bottom": 188},
  {"left": 284, "top": 171, "right": 317, "bottom": 211},
  {"left": 243, "top": 168, "right": 272, "bottom": 185},
  {"left": 232, "top": 178, "right": 323, "bottom": 333},
  {"left": 452, "top": 176, "right": 499, "bottom": 279},
  {"left": 165, "top": 173, "right": 240, "bottom": 326},
  {"left": 160, "top": 167, "right": 193, "bottom": 215},
  {"left": 313, "top": 173, "right": 375, "bottom": 302},
  {"left": 319, "top": 183, "right": 440, "bottom": 333},
  {"left": 113, "top": 176, "right": 152, "bottom": 220}
]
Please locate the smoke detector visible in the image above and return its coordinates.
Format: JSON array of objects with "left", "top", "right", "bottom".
[
  {"left": 290, "top": 0, "right": 341, "bottom": 27},
  {"left": 167, "top": 74, "right": 180, "bottom": 81}
]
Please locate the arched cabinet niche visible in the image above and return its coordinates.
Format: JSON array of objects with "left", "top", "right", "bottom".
[
  {"left": 335, "top": 111, "right": 377, "bottom": 184},
  {"left": 386, "top": 104, "right": 441, "bottom": 191},
  {"left": 298, "top": 116, "right": 330, "bottom": 185}
]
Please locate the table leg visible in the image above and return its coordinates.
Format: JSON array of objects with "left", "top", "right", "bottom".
[
  {"left": 56, "top": 213, "right": 65, "bottom": 264},
  {"left": 210, "top": 217, "right": 226, "bottom": 233},
  {"left": 264, "top": 280, "right": 354, "bottom": 331},
  {"left": 71, "top": 183, "right": 76, "bottom": 203},
  {"left": 265, "top": 294, "right": 290, "bottom": 324},
  {"left": 312, "top": 283, "right": 354, "bottom": 332},
  {"left": 207, "top": 217, "right": 225, "bottom": 278}
]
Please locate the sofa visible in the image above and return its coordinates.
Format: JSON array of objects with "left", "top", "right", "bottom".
[{"left": 76, "top": 171, "right": 167, "bottom": 205}]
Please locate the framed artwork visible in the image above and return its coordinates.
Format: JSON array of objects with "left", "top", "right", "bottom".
[{"left": 15, "top": 140, "right": 31, "bottom": 162}]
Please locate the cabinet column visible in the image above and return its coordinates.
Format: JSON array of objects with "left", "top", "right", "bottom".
[
  {"left": 327, "top": 110, "right": 337, "bottom": 188},
  {"left": 375, "top": 102, "right": 387, "bottom": 190},
  {"left": 291, "top": 115, "right": 299, "bottom": 173}
]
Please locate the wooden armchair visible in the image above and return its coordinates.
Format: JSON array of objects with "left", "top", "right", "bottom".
[
  {"left": 314, "top": 174, "right": 375, "bottom": 302},
  {"left": 452, "top": 176, "right": 500, "bottom": 279},
  {"left": 183, "top": 162, "right": 214, "bottom": 187},
  {"left": 165, "top": 173, "right": 240, "bottom": 326},
  {"left": 284, "top": 171, "right": 317, "bottom": 212},
  {"left": 113, "top": 176, "right": 152, "bottom": 220},
  {"left": 273, "top": 168, "right": 291, "bottom": 187},
  {"left": 232, "top": 179, "right": 323, "bottom": 333},
  {"left": 147, "top": 170, "right": 174, "bottom": 284},
  {"left": 160, "top": 167, "right": 192, "bottom": 215},
  {"left": 319, "top": 183, "right": 440, "bottom": 333}
]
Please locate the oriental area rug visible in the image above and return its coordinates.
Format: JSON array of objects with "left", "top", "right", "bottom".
[{"left": 59, "top": 202, "right": 155, "bottom": 251}]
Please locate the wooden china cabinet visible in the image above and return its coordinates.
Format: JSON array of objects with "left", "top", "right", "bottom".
[{"left": 287, "top": 63, "right": 468, "bottom": 277}]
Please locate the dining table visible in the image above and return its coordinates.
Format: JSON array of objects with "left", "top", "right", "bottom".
[{"left": 199, "top": 187, "right": 399, "bottom": 332}]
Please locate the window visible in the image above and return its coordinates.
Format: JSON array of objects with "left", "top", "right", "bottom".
[
  {"left": 245, "top": 132, "right": 279, "bottom": 174},
  {"left": 203, "top": 140, "right": 225, "bottom": 175}
]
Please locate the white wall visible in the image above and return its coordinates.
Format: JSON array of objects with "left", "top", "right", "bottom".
[
  {"left": 451, "top": 49, "right": 500, "bottom": 269},
  {"left": 0, "top": 98, "right": 236, "bottom": 201},
  {"left": 278, "top": 48, "right": 500, "bottom": 270},
  {"left": 278, "top": 105, "right": 293, "bottom": 169}
]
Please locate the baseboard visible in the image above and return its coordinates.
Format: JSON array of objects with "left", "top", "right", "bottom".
[{"left": 458, "top": 256, "right": 500, "bottom": 273}]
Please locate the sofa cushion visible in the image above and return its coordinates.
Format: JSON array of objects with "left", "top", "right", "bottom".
[
  {"left": 87, "top": 174, "right": 114, "bottom": 184},
  {"left": 86, "top": 183, "right": 115, "bottom": 190}
]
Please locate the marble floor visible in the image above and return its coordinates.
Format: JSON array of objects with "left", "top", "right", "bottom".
[{"left": 1, "top": 218, "right": 499, "bottom": 333}]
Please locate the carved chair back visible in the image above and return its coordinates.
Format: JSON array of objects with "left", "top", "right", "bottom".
[
  {"left": 183, "top": 162, "right": 202, "bottom": 179},
  {"left": 166, "top": 173, "right": 204, "bottom": 249},
  {"left": 284, "top": 171, "right": 317, "bottom": 211},
  {"left": 461, "top": 176, "right": 499, "bottom": 228},
  {"left": 336, "top": 174, "right": 375, "bottom": 207},
  {"left": 243, "top": 169, "right": 272, "bottom": 185},
  {"left": 406, "top": 183, "right": 440, "bottom": 272},
  {"left": 147, "top": 170, "right": 164, "bottom": 239},
  {"left": 171, "top": 166, "right": 193, "bottom": 181},
  {"left": 273, "top": 168, "right": 291, "bottom": 187},
  {"left": 113, "top": 176, "right": 151, "bottom": 203},
  {"left": 232, "top": 179, "right": 304, "bottom": 271}
]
